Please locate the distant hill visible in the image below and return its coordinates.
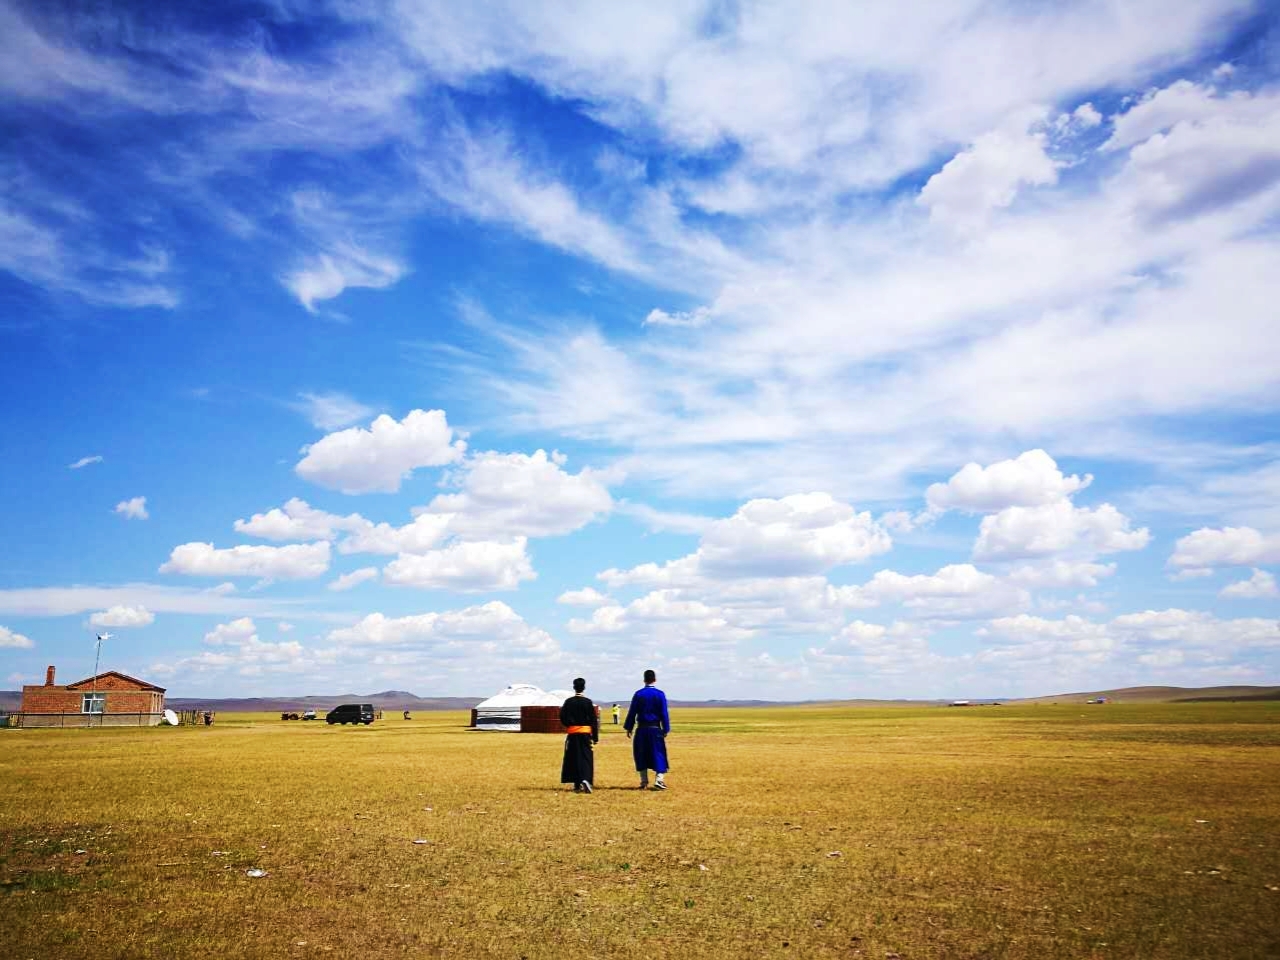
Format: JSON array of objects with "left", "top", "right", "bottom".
[
  {"left": 3, "top": 684, "right": 1276, "bottom": 714},
  {"left": 1014, "top": 685, "right": 1280, "bottom": 704}
]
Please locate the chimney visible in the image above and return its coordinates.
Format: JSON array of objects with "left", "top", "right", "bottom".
[{"left": 45, "top": 665, "right": 56, "bottom": 686}]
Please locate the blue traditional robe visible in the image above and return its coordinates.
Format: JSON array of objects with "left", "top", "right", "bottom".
[{"left": 624, "top": 685, "right": 670, "bottom": 773}]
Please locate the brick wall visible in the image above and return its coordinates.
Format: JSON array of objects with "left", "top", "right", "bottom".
[
  {"left": 20, "top": 685, "right": 81, "bottom": 714},
  {"left": 21, "top": 679, "right": 165, "bottom": 725}
]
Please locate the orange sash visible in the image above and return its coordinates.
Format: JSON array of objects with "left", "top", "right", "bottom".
[{"left": 565, "top": 725, "right": 592, "bottom": 734}]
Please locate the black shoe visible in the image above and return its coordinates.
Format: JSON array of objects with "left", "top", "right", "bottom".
[{"left": 581, "top": 781, "right": 592, "bottom": 794}]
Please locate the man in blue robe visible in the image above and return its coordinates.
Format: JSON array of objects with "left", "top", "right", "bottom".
[{"left": 624, "top": 669, "right": 670, "bottom": 790}]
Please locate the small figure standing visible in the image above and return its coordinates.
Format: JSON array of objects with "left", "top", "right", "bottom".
[
  {"left": 611, "top": 703, "right": 620, "bottom": 725},
  {"left": 624, "top": 669, "right": 670, "bottom": 790},
  {"left": 560, "top": 677, "right": 599, "bottom": 793},
  {"left": 203, "top": 710, "right": 213, "bottom": 727}
]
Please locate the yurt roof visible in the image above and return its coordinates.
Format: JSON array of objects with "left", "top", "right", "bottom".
[
  {"left": 547, "top": 689, "right": 573, "bottom": 700},
  {"left": 475, "top": 683, "right": 561, "bottom": 709}
]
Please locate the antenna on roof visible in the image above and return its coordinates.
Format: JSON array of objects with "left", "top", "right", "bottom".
[{"left": 91, "top": 633, "right": 112, "bottom": 728}]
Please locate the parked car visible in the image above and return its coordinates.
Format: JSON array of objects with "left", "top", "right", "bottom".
[
  {"left": 302, "top": 709, "right": 317, "bottom": 720},
  {"left": 326, "top": 703, "right": 375, "bottom": 725}
]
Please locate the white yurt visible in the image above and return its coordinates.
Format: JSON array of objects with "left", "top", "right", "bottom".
[{"left": 473, "top": 683, "right": 561, "bottom": 731}]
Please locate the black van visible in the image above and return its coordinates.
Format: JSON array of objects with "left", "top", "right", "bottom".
[{"left": 326, "top": 703, "right": 375, "bottom": 725}]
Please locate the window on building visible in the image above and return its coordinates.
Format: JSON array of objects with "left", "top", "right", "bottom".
[{"left": 82, "top": 693, "right": 105, "bottom": 714}]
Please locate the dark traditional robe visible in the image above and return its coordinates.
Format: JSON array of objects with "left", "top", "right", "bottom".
[{"left": 559, "top": 695, "right": 599, "bottom": 785}]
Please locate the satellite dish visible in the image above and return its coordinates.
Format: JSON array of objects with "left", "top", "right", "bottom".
[{"left": 163, "top": 708, "right": 179, "bottom": 726}]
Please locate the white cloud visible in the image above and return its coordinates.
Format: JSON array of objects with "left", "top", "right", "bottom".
[
  {"left": 846, "top": 563, "right": 1030, "bottom": 620},
  {"left": 159, "top": 541, "right": 331, "bottom": 581},
  {"left": 416, "top": 449, "right": 614, "bottom": 540},
  {"left": 88, "top": 605, "right": 154, "bottom": 628},
  {"left": 279, "top": 189, "right": 409, "bottom": 312},
  {"left": 0, "top": 583, "right": 306, "bottom": 619},
  {"left": 917, "top": 109, "right": 1059, "bottom": 229},
  {"left": 599, "top": 494, "right": 891, "bottom": 589},
  {"left": 985, "top": 613, "right": 1112, "bottom": 647},
  {"left": 974, "top": 501, "right": 1150, "bottom": 562},
  {"left": 68, "top": 455, "right": 102, "bottom": 469},
  {"left": 419, "top": 125, "right": 646, "bottom": 279},
  {"left": 327, "top": 601, "right": 557, "bottom": 655},
  {"left": 114, "top": 496, "right": 149, "bottom": 520},
  {"left": 1104, "top": 79, "right": 1253, "bottom": 152},
  {"left": 337, "top": 513, "right": 453, "bottom": 556},
  {"left": 234, "top": 498, "right": 369, "bottom": 542},
  {"left": 277, "top": 621, "right": 295, "bottom": 633},
  {"left": 328, "top": 567, "right": 379, "bottom": 592},
  {"left": 1008, "top": 560, "right": 1116, "bottom": 589},
  {"left": 296, "top": 409, "right": 466, "bottom": 494},
  {"left": 151, "top": 616, "right": 314, "bottom": 678},
  {"left": 926, "top": 449, "right": 1091, "bottom": 513},
  {"left": 0, "top": 625, "right": 34, "bottom": 649},
  {"left": 205, "top": 617, "right": 257, "bottom": 646},
  {"left": 291, "top": 391, "right": 375, "bottom": 431},
  {"left": 381, "top": 538, "right": 534, "bottom": 592},
  {"left": 568, "top": 589, "right": 753, "bottom": 645},
  {"left": 1170, "top": 526, "right": 1280, "bottom": 571},
  {"left": 700, "top": 494, "right": 892, "bottom": 577},
  {"left": 1220, "top": 569, "right": 1279, "bottom": 600},
  {"left": 557, "top": 587, "right": 611, "bottom": 607},
  {"left": 615, "top": 501, "right": 713, "bottom": 535},
  {"left": 282, "top": 245, "right": 406, "bottom": 313},
  {"left": 645, "top": 306, "right": 712, "bottom": 327},
  {"left": 1110, "top": 609, "right": 1279, "bottom": 650}
]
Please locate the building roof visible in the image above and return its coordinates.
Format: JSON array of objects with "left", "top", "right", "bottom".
[{"left": 65, "top": 671, "right": 166, "bottom": 692}]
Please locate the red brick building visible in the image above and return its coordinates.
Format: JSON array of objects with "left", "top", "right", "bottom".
[{"left": 20, "top": 665, "right": 166, "bottom": 727}]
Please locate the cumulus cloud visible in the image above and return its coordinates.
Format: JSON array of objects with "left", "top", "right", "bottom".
[
  {"left": 88, "top": 604, "right": 154, "bottom": 628},
  {"left": 844, "top": 563, "right": 1030, "bottom": 620},
  {"left": 159, "top": 541, "right": 331, "bottom": 580},
  {"left": 926, "top": 450, "right": 1092, "bottom": 514},
  {"left": 605, "top": 493, "right": 891, "bottom": 587},
  {"left": 917, "top": 110, "right": 1059, "bottom": 229},
  {"left": 1007, "top": 560, "right": 1116, "bottom": 589},
  {"left": 68, "top": 455, "right": 102, "bottom": 469},
  {"left": 416, "top": 449, "right": 614, "bottom": 540},
  {"left": 296, "top": 409, "right": 466, "bottom": 494},
  {"left": 568, "top": 589, "right": 753, "bottom": 645},
  {"left": 0, "top": 625, "right": 34, "bottom": 648},
  {"left": 974, "top": 501, "right": 1150, "bottom": 562},
  {"left": 328, "top": 567, "right": 379, "bottom": 591},
  {"left": 381, "top": 538, "right": 534, "bottom": 592},
  {"left": 326, "top": 601, "right": 557, "bottom": 655},
  {"left": 337, "top": 513, "right": 453, "bottom": 556},
  {"left": 1219, "top": 568, "right": 1278, "bottom": 600},
  {"left": 152, "top": 617, "right": 314, "bottom": 678},
  {"left": 114, "top": 496, "right": 149, "bottom": 520},
  {"left": 234, "top": 498, "right": 369, "bottom": 542},
  {"left": 1169, "top": 526, "right": 1280, "bottom": 571},
  {"left": 557, "top": 587, "right": 611, "bottom": 607}
]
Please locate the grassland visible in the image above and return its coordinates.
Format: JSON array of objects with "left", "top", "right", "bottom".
[{"left": 3, "top": 703, "right": 1278, "bottom": 959}]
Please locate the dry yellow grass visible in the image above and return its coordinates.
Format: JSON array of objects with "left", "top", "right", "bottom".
[{"left": 3, "top": 703, "right": 1279, "bottom": 959}]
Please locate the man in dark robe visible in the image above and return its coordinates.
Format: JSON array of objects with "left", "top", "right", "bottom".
[
  {"left": 624, "top": 669, "right": 670, "bottom": 790},
  {"left": 559, "top": 677, "right": 599, "bottom": 793}
]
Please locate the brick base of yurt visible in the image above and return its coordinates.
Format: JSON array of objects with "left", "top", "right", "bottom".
[
  {"left": 519, "top": 705, "right": 563, "bottom": 733},
  {"left": 519, "top": 704, "right": 602, "bottom": 733}
]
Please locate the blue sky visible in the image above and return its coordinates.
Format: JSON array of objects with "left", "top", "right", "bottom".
[{"left": 1, "top": 0, "right": 1278, "bottom": 700}]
